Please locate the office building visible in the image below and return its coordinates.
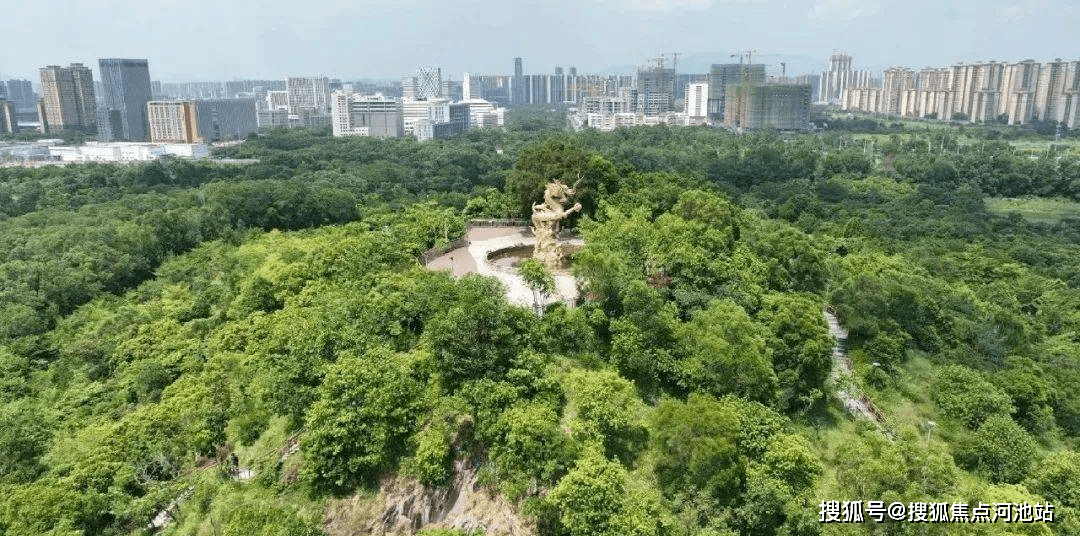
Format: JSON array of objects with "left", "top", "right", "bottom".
[
  {"left": 147, "top": 101, "right": 200, "bottom": 143},
  {"left": 195, "top": 98, "right": 258, "bottom": 141},
  {"left": 402, "top": 97, "right": 449, "bottom": 138},
  {"left": 463, "top": 73, "right": 474, "bottom": 100},
  {"left": 433, "top": 103, "right": 469, "bottom": 138},
  {"left": 257, "top": 110, "right": 290, "bottom": 130},
  {"left": 416, "top": 66, "right": 442, "bottom": 100},
  {"left": 441, "top": 79, "right": 463, "bottom": 102},
  {"left": 285, "top": 77, "right": 330, "bottom": 128},
  {"left": 468, "top": 75, "right": 511, "bottom": 106},
  {"left": 330, "top": 91, "right": 403, "bottom": 138},
  {"left": 286, "top": 76, "right": 330, "bottom": 115},
  {"left": 4, "top": 79, "right": 36, "bottom": 111},
  {"left": 266, "top": 90, "right": 289, "bottom": 111},
  {"left": 39, "top": 63, "right": 97, "bottom": 133},
  {"left": 512, "top": 57, "right": 525, "bottom": 104},
  {"left": 49, "top": 142, "right": 209, "bottom": 163},
  {"left": 98, "top": 58, "right": 153, "bottom": 140},
  {"left": 401, "top": 76, "right": 417, "bottom": 100},
  {"left": 459, "top": 99, "right": 505, "bottom": 129}
]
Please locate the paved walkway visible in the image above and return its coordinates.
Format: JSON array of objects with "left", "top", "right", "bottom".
[
  {"left": 825, "top": 309, "right": 889, "bottom": 431},
  {"left": 426, "top": 226, "right": 581, "bottom": 309}
]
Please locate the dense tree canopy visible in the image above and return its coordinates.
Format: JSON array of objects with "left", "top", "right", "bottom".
[{"left": 0, "top": 120, "right": 1078, "bottom": 535}]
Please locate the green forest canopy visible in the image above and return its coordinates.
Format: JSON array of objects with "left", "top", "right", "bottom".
[{"left": 0, "top": 118, "right": 1078, "bottom": 535}]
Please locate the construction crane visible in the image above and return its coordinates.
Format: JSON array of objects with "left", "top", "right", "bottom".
[
  {"left": 731, "top": 49, "right": 757, "bottom": 66},
  {"left": 665, "top": 52, "right": 681, "bottom": 75}
]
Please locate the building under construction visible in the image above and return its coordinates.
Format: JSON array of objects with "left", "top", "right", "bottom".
[
  {"left": 636, "top": 64, "right": 676, "bottom": 115},
  {"left": 723, "top": 83, "right": 811, "bottom": 131},
  {"left": 707, "top": 63, "right": 766, "bottom": 124}
]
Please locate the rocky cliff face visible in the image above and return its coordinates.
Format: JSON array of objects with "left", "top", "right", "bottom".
[{"left": 323, "top": 460, "right": 534, "bottom": 536}]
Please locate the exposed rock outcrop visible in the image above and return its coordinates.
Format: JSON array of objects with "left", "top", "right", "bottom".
[{"left": 323, "top": 460, "right": 534, "bottom": 536}]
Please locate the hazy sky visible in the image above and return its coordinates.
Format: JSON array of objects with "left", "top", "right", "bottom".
[{"left": 3, "top": 0, "right": 1078, "bottom": 83}]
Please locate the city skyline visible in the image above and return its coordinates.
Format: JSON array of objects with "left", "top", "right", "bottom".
[{"left": 2, "top": 0, "right": 1078, "bottom": 82}]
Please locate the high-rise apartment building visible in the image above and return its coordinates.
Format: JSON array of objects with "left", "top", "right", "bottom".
[
  {"left": 39, "top": 63, "right": 97, "bottom": 133},
  {"left": 842, "top": 87, "right": 882, "bottom": 113},
  {"left": 1035, "top": 60, "right": 1080, "bottom": 127},
  {"left": 1000, "top": 60, "right": 1040, "bottom": 124},
  {"left": 838, "top": 58, "right": 1079, "bottom": 128},
  {"left": 881, "top": 67, "right": 916, "bottom": 116},
  {"left": 0, "top": 100, "right": 17, "bottom": 134},
  {"left": 820, "top": 52, "right": 876, "bottom": 104},
  {"left": 147, "top": 100, "right": 201, "bottom": 143},
  {"left": 820, "top": 52, "right": 852, "bottom": 103},
  {"left": 98, "top": 58, "right": 153, "bottom": 140},
  {"left": 685, "top": 82, "right": 709, "bottom": 119}
]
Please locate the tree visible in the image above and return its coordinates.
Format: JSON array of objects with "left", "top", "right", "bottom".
[
  {"left": 991, "top": 362, "right": 1055, "bottom": 436},
  {"left": 219, "top": 500, "right": 326, "bottom": 536},
  {"left": 547, "top": 448, "right": 628, "bottom": 536},
  {"left": 734, "top": 434, "right": 822, "bottom": 536},
  {"left": 301, "top": 348, "right": 425, "bottom": 492},
  {"left": 488, "top": 401, "right": 576, "bottom": 498},
  {"left": 424, "top": 275, "right": 536, "bottom": 388},
  {"left": 675, "top": 300, "right": 777, "bottom": 403},
  {"left": 504, "top": 137, "right": 592, "bottom": 217},
  {"left": 564, "top": 370, "right": 647, "bottom": 463},
  {"left": 755, "top": 293, "right": 832, "bottom": 413},
  {"left": 1026, "top": 450, "right": 1080, "bottom": 509},
  {"left": 957, "top": 414, "right": 1038, "bottom": 484},
  {"left": 651, "top": 394, "right": 744, "bottom": 506},
  {"left": 0, "top": 400, "right": 51, "bottom": 484},
  {"left": 933, "top": 364, "right": 1014, "bottom": 429},
  {"left": 518, "top": 258, "right": 557, "bottom": 313}
]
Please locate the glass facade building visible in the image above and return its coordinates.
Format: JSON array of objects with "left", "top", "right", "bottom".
[{"left": 98, "top": 58, "right": 152, "bottom": 141}]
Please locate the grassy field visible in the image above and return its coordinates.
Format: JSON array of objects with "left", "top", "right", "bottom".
[{"left": 985, "top": 196, "right": 1080, "bottom": 225}]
